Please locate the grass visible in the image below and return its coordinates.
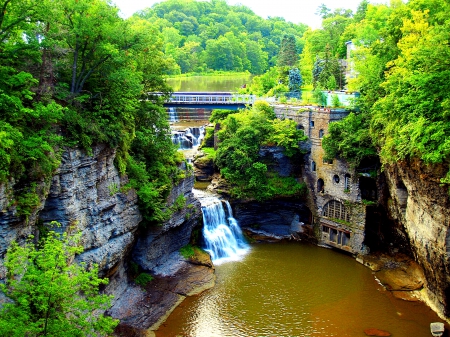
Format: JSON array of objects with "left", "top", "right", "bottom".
[{"left": 180, "top": 244, "right": 196, "bottom": 259}]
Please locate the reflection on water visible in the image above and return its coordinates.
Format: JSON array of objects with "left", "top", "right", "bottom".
[
  {"left": 156, "top": 243, "right": 443, "bottom": 337},
  {"left": 166, "top": 75, "right": 252, "bottom": 92}
]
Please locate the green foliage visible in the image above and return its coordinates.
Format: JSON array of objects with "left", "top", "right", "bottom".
[
  {"left": 179, "top": 244, "right": 196, "bottom": 259},
  {"left": 138, "top": 0, "right": 307, "bottom": 74},
  {"left": 331, "top": 94, "right": 341, "bottom": 108},
  {"left": 0, "top": 0, "right": 181, "bottom": 226},
  {"left": 277, "top": 35, "right": 299, "bottom": 67},
  {"left": 312, "top": 88, "right": 327, "bottom": 106},
  {"left": 201, "top": 126, "right": 215, "bottom": 147},
  {"left": 313, "top": 0, "right": 450, "bottom": 189},
  {"left": 135, "top": 273, "right": 154, "bottom": 287},
  {"left": 210, "top": 109, "right": 237, "bottom": 123},
  {"left": 0, "top": 229, "right": 118, "bottom": 336},
  {"left": 322, "top": 113, "right": 377, "bottom": 167},
  {"left": 201, "top": 147, "right": 217, "bottom": 161},
  {"left": 215, "top": 103, "right": 307, "bottom": 200}
]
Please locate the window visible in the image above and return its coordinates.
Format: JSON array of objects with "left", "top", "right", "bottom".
[
  {"left": 333, "top": 175, "right": 340, "bottom": 183},
  {"left": 311, "top": 161, "right": 316, "bottom": 171},
  {"left": 319, "top": 129, "right": 324, "bottom": 138},
  {"left": 323, "top": 200, "right": 350, "bottom": 222},
  {"left": 317, "top": 178, "right": 324, "bottom": 193},
  {"left": 310, "top": 120, "right": 315, "bottom": 128},
  {"left": 344, "top": 174, "right": 351, "bottom": 191}
]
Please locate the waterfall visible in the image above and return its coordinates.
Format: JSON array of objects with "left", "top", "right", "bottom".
[
  {"left": 200, "top": 196, "right": 250, "bottom": 264},
  {"left": 171, "top": 126, "right": 205, "bottom": 150},
  {"left": 168, "top": 107, "right": 178, "bottom": 122}
]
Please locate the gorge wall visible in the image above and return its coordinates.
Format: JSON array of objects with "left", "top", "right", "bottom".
[
  {"left": 382, "top": 159, "right": 450, "bottom": 318},
  {"left": 0, "top": 144, "right": 210, "bottom": 330}
]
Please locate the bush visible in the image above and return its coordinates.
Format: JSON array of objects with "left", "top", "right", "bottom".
[{"left": 0, "top": 229, "right": 118, "bottom": 336}]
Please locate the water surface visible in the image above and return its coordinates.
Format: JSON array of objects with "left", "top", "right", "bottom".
[
  {"left": 166, "top": 75, "right": 252, "bottom": 92},
  {"left": 156, "top": 242, "right": 442, "bottom": 337}
]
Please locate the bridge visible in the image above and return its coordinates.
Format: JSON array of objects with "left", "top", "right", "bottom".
[{"left": 162, "top": 92, "right": 257, "bottom": 109}]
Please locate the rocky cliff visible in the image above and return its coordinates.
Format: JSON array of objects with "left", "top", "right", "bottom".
[
  {"left": 0, "top": 144, "right": 143, "bottom": 300},
  {"left": 381, "top": 159, "right": 450, "bottom": 319},
  {"left": 0, "top": 144, "right": 214, "bottom": 333}
]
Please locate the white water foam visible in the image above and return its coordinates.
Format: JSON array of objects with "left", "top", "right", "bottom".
[{"left": 200, "top": 196, "right": 250, "bottom": 265}]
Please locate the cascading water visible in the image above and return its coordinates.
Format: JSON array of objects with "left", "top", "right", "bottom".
[
  {"left": 171, "top": 126, "right": 205, "bottom": 150},
  {"left": 200, "top": 196, "right": 250, "bottom": 264},
  {"left": 168, "top": 107, "right": 178, "bottom": 122}
]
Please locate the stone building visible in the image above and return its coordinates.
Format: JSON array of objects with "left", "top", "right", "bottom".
[{"left": 273, "top": 104, "right": 370, "bottom": 255}]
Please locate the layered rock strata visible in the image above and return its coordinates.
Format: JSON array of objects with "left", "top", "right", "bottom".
[{"left": 382, "top": 159, "right": 450, "bottom": 319}]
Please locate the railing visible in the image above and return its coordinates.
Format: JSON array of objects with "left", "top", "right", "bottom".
[{"left": 166, "top": 93, "right": 256, "bottom": 105}]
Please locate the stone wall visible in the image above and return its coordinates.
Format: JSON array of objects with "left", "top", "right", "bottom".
[{"left": 273, "top": 105, "right": 367, "bottom": 254}]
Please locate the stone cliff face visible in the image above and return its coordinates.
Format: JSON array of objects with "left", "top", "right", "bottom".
[
  {"left": 132, "top": 170, "right": 202, "bottom": 274},
  {"left": 0, "top": 144, "right": 211, "bottom": 327},
  {"left": 382, "top": 159, "right": 450, "bottom": 319},
  {"left": 0, "top": 144, "right": 142, "bottom": 301}
]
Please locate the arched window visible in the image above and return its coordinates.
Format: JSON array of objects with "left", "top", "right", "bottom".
[
  {"left": 333, "top": 174, "right": 340, "bottom": 183},
  {"left": 311, "top": 161, "right": 316, "bottom": 171},
  {"left": 317, "top": 178, "right": 324, "bottom": 193},
  {"left": 323, "top": 200, "right": 350, "bottom": 222},
  {"left": 319, "top": 129, "right": 324, "bottom": 138}
]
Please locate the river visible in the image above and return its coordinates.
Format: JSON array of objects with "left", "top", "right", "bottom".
[{"left": 156, "top": 242, "right": 441, "bottom": 337}]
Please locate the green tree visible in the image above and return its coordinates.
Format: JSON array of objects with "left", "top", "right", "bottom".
[
  {"left": 277, "top": 34, "right": 298, "bottom": 67},
  {"left": 0, "top": 229, "right": 118, "bottom": 336},
  {"left": 288, "top": 68, "right": 303, "bottom": 92}
]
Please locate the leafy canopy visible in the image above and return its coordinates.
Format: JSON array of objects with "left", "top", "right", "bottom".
[
  {"left": 0, "top": 228, "right": 118, "bottom": 337},
  {"left": 214, "top": 101, "right": 307, "bottom": 200}
]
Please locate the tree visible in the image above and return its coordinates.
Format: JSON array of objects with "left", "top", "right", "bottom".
[
  {"left": 0, "top": 229, "right": 118, "bottom": 337},
  {"left": 288, "top": 68, "right": 303, "bottom": 92},
  {"left": 277, "top": 34, "right": 298, "bottom": 67}
]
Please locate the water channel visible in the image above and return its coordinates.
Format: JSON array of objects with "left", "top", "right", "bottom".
[{"left": 161, "top": 75, "right": 443, "bottom": 337}]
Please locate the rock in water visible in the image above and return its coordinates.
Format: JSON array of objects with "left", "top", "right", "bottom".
[{"left": 364, "top": 328, "right": 391, "bottom": 336}]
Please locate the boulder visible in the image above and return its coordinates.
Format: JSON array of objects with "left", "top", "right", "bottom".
[{"left": 375, "top": 258, "right": 425, "bottom": 291}]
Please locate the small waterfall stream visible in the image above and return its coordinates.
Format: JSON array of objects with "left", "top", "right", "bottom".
[
  {"left": 171, "top": 125, "right": 205, "bottom": 150},
  {"left": 200, "top": 196, "right": 250, "bottom": 264}
]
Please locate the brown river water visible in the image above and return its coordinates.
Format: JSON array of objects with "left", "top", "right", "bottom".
[{"left": 156, "top": 242, "right": 442, "bottom": 337}]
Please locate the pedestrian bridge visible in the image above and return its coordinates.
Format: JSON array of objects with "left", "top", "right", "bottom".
[{"left": 160, "top": 92, "right": 257, "bottom": 108}]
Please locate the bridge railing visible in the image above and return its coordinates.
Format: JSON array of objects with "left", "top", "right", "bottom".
[{"left": 160, "top": 92, "right": 256, "bottom": 105}]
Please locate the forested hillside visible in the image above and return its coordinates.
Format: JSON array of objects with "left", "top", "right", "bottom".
[
  {"left": 316, "top": 0, "right": 450, "bottom": 189},
  {"left": 0, "top": 0, "right": 182, "bottom": 224},
  {"left": 136, "top": 0, "right": 308, "bottom": 74}
]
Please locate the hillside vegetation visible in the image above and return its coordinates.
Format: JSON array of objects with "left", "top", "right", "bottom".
[
  {"left": 314, "top": 0, "right": 450, "bottom": 189},
  {"left": 0, "top": 0, "right": 181, "bottom": 224},
  {"left": 136, "top": 0, "right": 308, "bottom": 74}
]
